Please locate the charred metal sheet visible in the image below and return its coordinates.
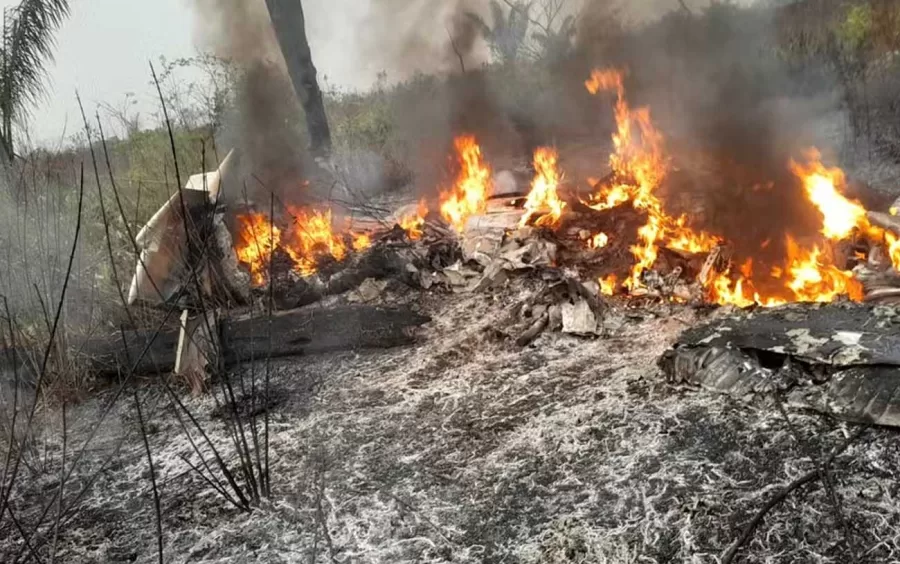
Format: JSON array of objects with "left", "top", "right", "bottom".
[
  {"left": 676, "top": 302, "right": 900, "bottom": 366},
  {"left": 659, "top": 345, "right": 783, "bottom": 397},
  {"left": 787, "top": 366, "right": 900, "bottom": 427},
  {"left": 661, "top": 303, "right": 900, "bottom": 428}
]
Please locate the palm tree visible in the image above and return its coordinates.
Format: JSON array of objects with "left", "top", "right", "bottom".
[
  {"left": 0, "top": 0, "right": 70, "bottom": 163},
  {"left": 264, "top": 0, "right": 332, "bottom": 157},
  {"left": 532, "top": 14, "right": 576, "bottom": 63},
  {"left": 467, "top": 1, "right": 533, "bottom": 65}
]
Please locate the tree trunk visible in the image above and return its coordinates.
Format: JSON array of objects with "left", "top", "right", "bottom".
[{"left": 264, "top": 0, "right": 332, "bottom": 156}]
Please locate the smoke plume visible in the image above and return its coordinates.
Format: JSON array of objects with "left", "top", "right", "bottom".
[
  {"left": 360, "top": 0, "right": 490, "bottom": 79},
  {"left": 188, "top": 0, "right": 306, "bottom": 204}
]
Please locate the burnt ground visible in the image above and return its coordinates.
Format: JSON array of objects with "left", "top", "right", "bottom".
[{"left": 4, "top": 281, "right": 900, "bottom": 564}]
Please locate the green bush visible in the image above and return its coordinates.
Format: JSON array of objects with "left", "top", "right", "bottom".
[{"left": 838, "top": 4, "right": 874, "bottom": 52}]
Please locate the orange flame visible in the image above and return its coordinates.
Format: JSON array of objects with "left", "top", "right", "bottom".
[
  {"left": 707, "top": 236, "right": 863, "bottom": 307},
  {"left": 440, "top": 136, "right": 492, "bottom": 232},
  {"left": 789, "top": 151, "right": 900, "bottom": 274},
  {"left": 707, "top": 269, "right": 757, "bottom": 309},
  {"left": 599, "top": 274, "right": 618, "bottom": 296},
  {"left": 521, "top": 147, "right": 566, "bottom": 227},
  {"left": 352, "top": 233, "right": 372, "bottom": 251},
  {"left": 586, "top": 71, "right": 872, "bottom": 307},
  {"left": 283, "top": 207, "right": 352, "bottom": 277},
  {"left": 887, "top": 232, "right": 900, "bottom": 268},
  {"left": 585, "top": 68, "right": 720, "bottom": 291},
  {"left": 235, "top": 213, "right": 282, "bottom": 285},
  {"left": 790, "top": 150, "right": 875, "bottom": 241},
  {"left": 784, "top": 236, "right": 863, "bottom": 303},
  {"left": 399, "top": 199, "right": 429, "bottom": 240},
  {"left": 235, "top": 206, "right": 375, "bottom": 285}
]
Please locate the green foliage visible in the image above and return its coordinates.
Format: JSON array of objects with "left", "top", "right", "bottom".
[
  {"left": 112, "top": 126, "right": 211, "bottom": 222},
  {"left": 838, "top": 4, "right": 874, "bottom": 52},
  {"left": 155, "top": 54, "right": 238, "bottom": 134},
  {"left": 330, "top": 95, "right": 393, "bottom": 152}
]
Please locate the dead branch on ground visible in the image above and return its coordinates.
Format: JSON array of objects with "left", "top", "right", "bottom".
[{"left": 720, "top": 426, "right": 869, "bottom": 564}]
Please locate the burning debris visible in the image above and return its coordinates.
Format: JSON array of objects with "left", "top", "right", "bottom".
[
  {"left": 520, "top": 147, "right": 565, "bottom": 228},
  {"left": 124, "top": 65, "right": 900, "bottom": 373},
  {"left": 439, "top": 134, "right": 493, "bottom": 233}
]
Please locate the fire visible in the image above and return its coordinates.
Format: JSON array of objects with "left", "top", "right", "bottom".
[
  {"left": 887, "top": 232, "right": 900, "bottom": 268},
  {"left": 440, "top": 136, "right": 492, "bottom": 232},
  {"left": 521, "top": 147, "right": 566, "bottom": 227},
  {"left": 707, "top": 256, "right": 790, "bottom": 308},
  {"left": 708, "top": 270, "right": 756, "bottom": 309},
  {"left": 283, "top": 207, "right": 351, "bottom": 277},
  {"left": 599, "top": 274, "right": 618, "bottom": 296},
  {"left": 585, "top": 68, "right": 720, "bottom": 291},
  {"left": 234, "top": 206, "right": 374, "bottom": 285},
  {"left": 352, "top": 233, "right": 372, "bottom": 251},
  {"left": 399, "top": 199, "right": 428, "bottom": 240},
  {"left": 784, "top": 237, "right": 863, "bottom": 303},
  {"left": 707, "top": 236, "right": 863, "bottom": 307},
  {"left": 233, "top": 75, "right": 897, "bottom": 309},
  {"left": 790, "top": 150, "right": 874, "bottom": 240},
  {"left": 235, "top": 213, "right": 282, "bottom": 285},
  {"left": 667, "top": 216, "right": 722, "bottom": 254},
  {"left": 789, "top": 151, "right": 900, "bottom": 272},
  {"left": 790, "top": 151, "right": 900, "bottom": 270},
  {"left": 590, "top": 232, "right": 609, "bottom": 249},
  {"left": 585, "top": 69, "right": 876, "bottom": 307}
]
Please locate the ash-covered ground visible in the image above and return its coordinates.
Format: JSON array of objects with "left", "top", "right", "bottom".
[{"left": 4, "top": 281, "right": 900, "bottom": 564}]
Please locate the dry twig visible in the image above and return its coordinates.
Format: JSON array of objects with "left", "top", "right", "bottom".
[{"left": 720, "top": 426, "right": 868, "bottom": 564}]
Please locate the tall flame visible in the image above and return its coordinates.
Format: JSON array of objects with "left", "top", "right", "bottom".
[
  {"left": 521, "top": 147, "right": 566, "bottom": 227},
  {"left": 235, "top": 213, "right": 282, "bottom": 285},
  {"left": 789, "top": 151, "right": 900, "bottom": 280},
  {"left": 586, "top": 70, "right": 869, "bottom": 306},
  {"left": 585, "top": 68, "right": 720, "bottom": 290},
  {"left": 440, "top": 136, "right": 492, "bottom": 232}
]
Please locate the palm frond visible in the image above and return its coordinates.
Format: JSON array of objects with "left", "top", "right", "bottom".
[
  {"left": 508, "top": 1, "right": 531, "bottom": 45},
  {"left": 559, "top": 15, "right": 576, "bottom": 38},
  {"left": 0, "top": 0, "right": 69, "bottom": 159},
  {"left": 531, "top": 14, "right": 575, "bottom": 63},
  {"left": 466, "top": 11, "right": 494, "bottom": 42},
  {"left": 3, "top": 0, "right": 70, "bottom": 112},
  {"left": 489, "top": 0, "right": 506, "bottom": 36}
]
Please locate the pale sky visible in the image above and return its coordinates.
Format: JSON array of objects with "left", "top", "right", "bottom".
[
  {"left": 4, "top": 0, "right": 374, "bottom": 145},
  {"left": 0, "top": 0, "right": 197, "bottom": 144},
  {"left": 7, "top": 0, "right": 731, "bottom": 145}
]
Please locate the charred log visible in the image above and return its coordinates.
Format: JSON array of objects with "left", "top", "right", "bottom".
[
  {"left": 75, "top": 304, "right": 429, "bottom": 379},
  {"left": 269, "top": 244, "right": 423, "bottom": 310}
]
